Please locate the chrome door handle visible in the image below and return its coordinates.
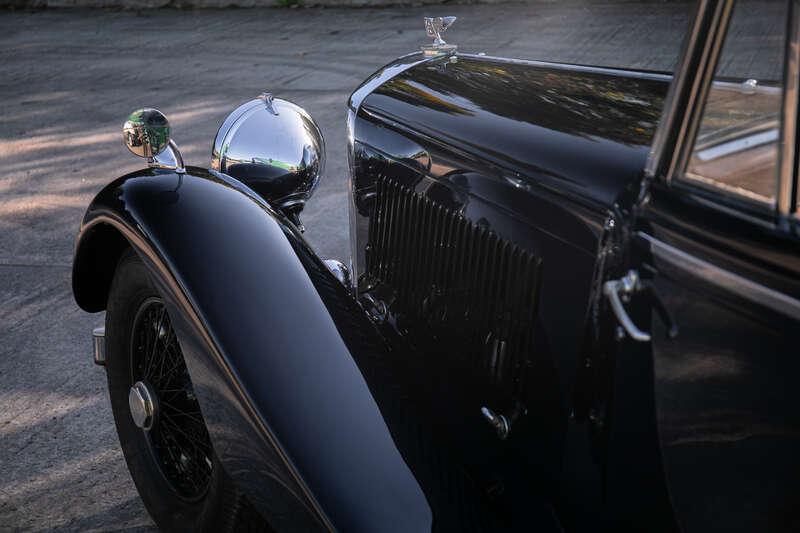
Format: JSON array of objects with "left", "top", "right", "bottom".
[{"left": 603, "top": 270, "right": 651, "bottom": 342}]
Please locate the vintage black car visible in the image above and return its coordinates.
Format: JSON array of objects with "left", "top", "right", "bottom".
[{"left": 71, "top": 1, "right": 799, "bottom": 531}]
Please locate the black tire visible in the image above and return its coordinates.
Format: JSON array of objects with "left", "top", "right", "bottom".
[{"left": 105, "top": 249, "right": 269, "bottom": 532}]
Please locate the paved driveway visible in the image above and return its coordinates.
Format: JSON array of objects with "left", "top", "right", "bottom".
[{"left": 2, "top": 1, "right": 773, "bottom": 529}]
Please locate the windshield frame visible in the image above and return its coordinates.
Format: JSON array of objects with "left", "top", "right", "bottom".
[{"left": 645, "top": 0, "right": 799, "bottom": 220}]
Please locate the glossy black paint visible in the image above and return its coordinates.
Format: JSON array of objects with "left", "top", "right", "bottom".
[
  {"left": 632, "top": 182, "right": 800, "bottom": 531},
  {"left": 349, "top": 54, "right": 671, "bottom": 304},
  {"left": 360, "top": 55, "right": 668, "bottom": 208},
  {"left": 73, "top": 168, "right": 435, "bottom": 532},
  {"left": 70, "top": 51, "right": 683, "bottom": 530},
  {"left": 347, "top": 53, "right": 675, "bottom": 529},
  {"left": 71, "top": 33, "right": 800, "bottom": 531}
]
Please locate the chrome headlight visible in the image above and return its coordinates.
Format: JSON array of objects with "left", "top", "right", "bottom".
[{"left": 212, "top": 93, "right": 325, "bottom": 217}]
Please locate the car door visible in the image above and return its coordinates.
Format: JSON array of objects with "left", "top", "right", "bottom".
[{"left": 624, "top": 1, "right": 800, "bottom": 530}]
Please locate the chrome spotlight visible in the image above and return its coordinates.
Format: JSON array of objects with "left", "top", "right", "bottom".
[
  {"left": 211, "top": 93, "right": 325, "bottom": 228},
  {"left": 123, "top": 108, "right": 185, "bottom": 173}
]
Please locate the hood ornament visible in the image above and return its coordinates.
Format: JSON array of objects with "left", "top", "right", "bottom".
[
  {"left": 259, "top": 92, "right": 279, "bottom": 115},
  {"left": 421, "top": 16, "right": 457, "bottom": 56}
]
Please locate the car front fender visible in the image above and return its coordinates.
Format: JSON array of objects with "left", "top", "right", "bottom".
[{"left": 72, "top": 167, "right": 431, "bottom": 532}]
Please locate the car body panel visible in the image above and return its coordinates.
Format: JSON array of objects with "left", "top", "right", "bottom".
[
  {"left": 71, "top": 2, "right": 800, "bottom": 529},
  {"left": 348, "top": 55, "right": 670, "bottom": 282},
  {"left": 623, "top": 1, "right": 800, "bottom": 529},
  {"left": 73, "top": 168, "right": 434, "bottom": 532},
  {"left": 346, "top": 53, "right": 674, "bottom": 529},
  {"left": 632, "top": 181, "right": 800, "bottom": 532},
  {"left": 359, "top": 55, "right": 668, "bottom": 210}
]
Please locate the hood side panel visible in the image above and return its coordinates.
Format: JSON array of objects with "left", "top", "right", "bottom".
[{"left": 360, "top": 55, "right": 669, "bottom": 210}]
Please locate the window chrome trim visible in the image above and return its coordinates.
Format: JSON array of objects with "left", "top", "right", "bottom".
[
  {"left": 666, "top": 0, "right": 736, "bottom": 185},
  {"left": 780, "top": 0, "right": 800, "bottom": 216},
  {"left": 638, "top": 231, "right": 800, "bottom": 321},
  {"left": 646, "top": 0, "right": 736, "bottom": 181}
]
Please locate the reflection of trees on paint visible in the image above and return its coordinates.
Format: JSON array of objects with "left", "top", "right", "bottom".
[
  {"left": 376, "top": 57, "right": 667, "bottom": 147},
  {"left": 381, "top": 77, "right": 475, "bottom": 117}
]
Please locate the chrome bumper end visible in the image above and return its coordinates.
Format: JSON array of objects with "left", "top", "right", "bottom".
[{"left": 93, "top": 326, "right": 106, "bottom": 366}]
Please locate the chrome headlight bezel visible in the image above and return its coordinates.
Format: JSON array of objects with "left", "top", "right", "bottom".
[{"left": 211, "top": 93, "right": 325, "bottom": 212}]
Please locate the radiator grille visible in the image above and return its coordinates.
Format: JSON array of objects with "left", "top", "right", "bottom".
[{"left": 366, "top": 176, "right": 542, "bottom": 392}]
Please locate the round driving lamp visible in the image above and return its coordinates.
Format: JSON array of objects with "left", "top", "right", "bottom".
[{"left": 211, "top": 93, "right": 325, "bottom": 216}]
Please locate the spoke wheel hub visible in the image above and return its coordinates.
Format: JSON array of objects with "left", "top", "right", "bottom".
[
  {"left": 129, "top": 380, "right": 158, "bottom": 431},
  {"left": 130, "top": 297, "right": 213, "bottom": 500}
]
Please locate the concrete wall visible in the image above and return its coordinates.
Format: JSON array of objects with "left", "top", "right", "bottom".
[
  {"left": 2, "top": 0, "right": 673, "bottom": 11},
  {"left": 6, "top": 0, "right": 528, "bottom": 8}
]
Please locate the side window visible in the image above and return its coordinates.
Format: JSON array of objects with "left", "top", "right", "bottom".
[{"left": 683, "top": 0, "right": 789, "bottom": 205}]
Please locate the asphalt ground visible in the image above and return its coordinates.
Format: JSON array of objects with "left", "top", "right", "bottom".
[{"left": 0, "top": 2, "right": 782, "bottom": 530}]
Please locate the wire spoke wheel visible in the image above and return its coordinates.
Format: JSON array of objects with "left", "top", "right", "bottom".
[
  {"left": 106, "top": 251, "right": 270, "bottom": 530},
  {"left": 130, "top": 297, "right": 213, "bottom": 500}
]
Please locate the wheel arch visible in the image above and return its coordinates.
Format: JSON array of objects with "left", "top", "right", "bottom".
[
  {"left": 72, "top": 221, "right": 131, "bottom": 313},
  {"left": 70, "top": 167, "right": 432, "bottom": 532}
]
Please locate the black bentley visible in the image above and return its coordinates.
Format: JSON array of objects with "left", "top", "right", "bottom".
[{"left": 72, "top": 1, "right": 799, "bottom": 531}]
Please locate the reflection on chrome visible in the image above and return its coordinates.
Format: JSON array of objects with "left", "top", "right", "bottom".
[
  {"left": 421, "top": 16, "right": 457, "bottom": 56},
  {"left": 123, "top": 108, "right": 170, "bottom": 159},
  {"left": 211, "top": 94, "right": 325, "bottom": 215},
  {"left": 122, "top": 108, "right": 185, "bottom": 173}
]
